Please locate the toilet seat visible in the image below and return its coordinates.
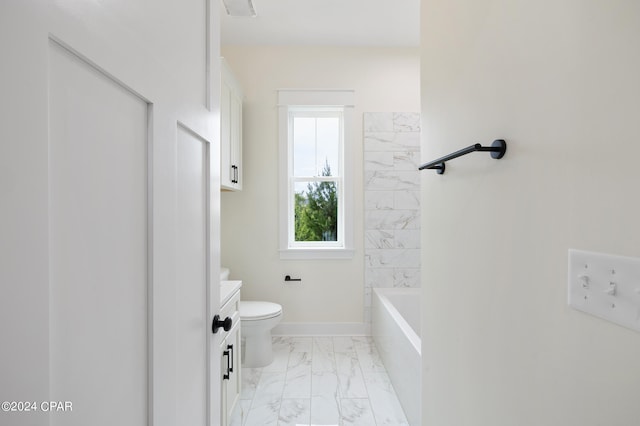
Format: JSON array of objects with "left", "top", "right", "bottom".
[{"left": 240, "top": 301, "right": 282, "bottom": 321}]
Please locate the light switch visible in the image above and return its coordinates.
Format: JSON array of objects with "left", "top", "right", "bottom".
[
  {"left": 568, "top": 249, "right": 640, "bottom": 333},
  {"left": 604, "top": 282, "right": 617, "bottom": 296},
  {"left": 578, "top": 274, "right": 590, "bottom": 289}
]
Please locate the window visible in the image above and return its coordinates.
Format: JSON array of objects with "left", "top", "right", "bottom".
[
  {"left": 290, "top": 109, "right": 342, "bottom": 246},
  {"left": 278, "top": 90, "right": 354, "bottom": 259}
]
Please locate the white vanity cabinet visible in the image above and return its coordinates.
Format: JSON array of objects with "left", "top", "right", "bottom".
[
  {"left": 220, "top": 281, "right": 242, "bottom": 426},
  {"left": 220, "top": 58, "right": 243, "bottom": 191}
]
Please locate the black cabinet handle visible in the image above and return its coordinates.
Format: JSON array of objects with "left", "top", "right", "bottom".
[
  {"left": 227, "top": 344, "right": 234, "bottom": 373},
  {"left": 223, "top": 349, "right": 230, "bottom": 380},
  {"left": 230, "top": 165, "right": 239, "bottom": 184},
  {"left": 212, "top": 314, "right": 232, "bottom": 334}
]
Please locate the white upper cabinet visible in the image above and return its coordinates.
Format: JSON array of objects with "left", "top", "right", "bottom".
[{"left": 221, "top": 58, "right": 243, "bottom": 191}]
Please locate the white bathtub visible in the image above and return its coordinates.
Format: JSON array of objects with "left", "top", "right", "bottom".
[{"left": 372, "top": 287, "right": 421, "bottom": 426}]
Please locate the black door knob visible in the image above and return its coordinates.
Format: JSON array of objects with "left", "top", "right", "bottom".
[{"left": 212, "top": 314, "right": 232, "bottom": 334}]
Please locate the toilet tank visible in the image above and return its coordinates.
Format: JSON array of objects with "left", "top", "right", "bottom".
[{"left": 220, "top": 267, "right": 230, "bottom": 281}]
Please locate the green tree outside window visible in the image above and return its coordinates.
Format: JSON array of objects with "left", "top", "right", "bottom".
[{"left": 294, "top": 160, "right": 337, "bottom": 241}]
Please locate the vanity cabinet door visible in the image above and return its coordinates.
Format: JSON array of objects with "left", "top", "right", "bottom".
[
  {"left": 219, "top": 289, "right": 241, "bottom": 425},
  {"left": 224, "top": 321, "right": 241, "bottom": 421}
]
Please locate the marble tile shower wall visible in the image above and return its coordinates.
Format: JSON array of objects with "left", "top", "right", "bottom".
[{"left": 363, "top": 112, "right": 421, "bottom": 323}]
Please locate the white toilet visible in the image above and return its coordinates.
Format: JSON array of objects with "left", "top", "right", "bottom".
[
  {"left": 221, "top": 267, "right": 283, "bottom": 368},
  {"left": 239, "top": 300, "right": 282, "bottom": 367}
]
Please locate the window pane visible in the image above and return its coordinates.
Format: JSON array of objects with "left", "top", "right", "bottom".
[
  {"left": 316, "top": 117, "right": 340, "bottom": 176},
  {"left": 294, "top": 180, "right": 338, "bottom": 242},
  {"left": 293, "top": 117, "right": 316, "bottom": 176}
]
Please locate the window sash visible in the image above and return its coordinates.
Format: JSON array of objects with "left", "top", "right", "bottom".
[
  {"left": 288, "top": 109, "right": 344, "bottom": 179},
  {"left": 288, "top": 176, "right": 344, "bottom": 248},
  {"left": 286, "top": 107, "right": 344, "bottom": 249}
]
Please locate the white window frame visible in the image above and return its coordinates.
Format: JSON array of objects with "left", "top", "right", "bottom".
[
  {"left": 278, "top": 89, "right": 355, "bottom": 260},
  {"left": 287, "top": 108, "right": 344, "bottom": 249}
]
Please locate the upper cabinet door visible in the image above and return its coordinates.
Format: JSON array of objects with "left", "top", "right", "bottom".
[{"left": 221, "top": 58, "right": 243, "bottom": 191}]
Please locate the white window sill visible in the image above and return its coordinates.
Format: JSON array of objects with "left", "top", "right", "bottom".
[{"left": 279, "top": 248, "right": 355, "bottom": 260}]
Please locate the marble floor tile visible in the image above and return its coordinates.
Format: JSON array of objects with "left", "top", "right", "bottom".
[
  {"left": 364, "top": 372, "right": 409, "bottom": 425},
  {"left": 335, "top": 352, "right": 368, "bottom": 398},
  {"left": 332, "top": 336, "right": 356, "bottom": 353},
  {"left": 282, "top": 352, "right": 312, "bottom": 398},
  {"left": 310, "top": 395, "right": 341, "bottom": 425},
  {"left": 244, "top": 401, "right": 280, "bottom": 426},
  {"left": 240, "top": 367, "right": 263, "bottom": 401},
  {"left": 263, "top": 340, "right": 292, "bottom": 373},
  {"left": 311, "top": 337, "right": 336, "bottom": 372},
  {"left": 340, "top": 398, "right": 377, "bottom": 426},
  {"left": 237, "top": 336, "right": 410, "bottom": 426},
  {"left": 353, "top": 339, "right": 386, "bottom": 374},
  {"left": 278, "top": 398, "right": 311, "bottom": 426},
  {"left": 229, "top": 399, "right": 251, "bottom": 426},
  {"left": 272, "top": 336, "right": 292, "bottom": 349},
  {"left": 244, "top": 372, "right": 287, "bottom": 426},
  {"left": 311, "top": 370, "right": 339, "bottom": 398},
  {"left": 289, "top": 337, "right": 313, "bottom": 353},
  {"left": 251, "top": 371, "right": 287, "bottom": 409}
]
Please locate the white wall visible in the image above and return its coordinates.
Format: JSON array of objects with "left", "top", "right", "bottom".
[
  {"left": 221, "top": 46, "right": 420, "bottom": 324},
  {"left": 421, "top": 1, "right": 640, "bottom": 425}
]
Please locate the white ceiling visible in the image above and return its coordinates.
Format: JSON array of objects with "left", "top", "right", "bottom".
[{"left": 220, "top": 0, "right": 420, "bottom": 47}]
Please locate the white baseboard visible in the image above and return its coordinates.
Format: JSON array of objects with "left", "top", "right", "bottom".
[{"left": 272, "top": 322, "right": 371, "bottom": 336}]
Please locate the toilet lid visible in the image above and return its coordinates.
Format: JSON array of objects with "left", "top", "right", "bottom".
[{"left": 240, "top": 301, "right": 282, "bottom": 321}]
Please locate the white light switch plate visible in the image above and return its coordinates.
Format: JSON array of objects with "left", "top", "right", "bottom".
[{"left": 568, "top": 249, "right": 640, "bottom": 332}]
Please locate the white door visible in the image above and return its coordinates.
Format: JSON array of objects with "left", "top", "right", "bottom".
[
  {"left": 48, "top": 40, "right": 150, "bottom": 426},
  {"left": 0, "top": 1, "right": 222, "bottom": 426},
  {"left": 176, "top": 125, "right": 211, "bottom": 426}
]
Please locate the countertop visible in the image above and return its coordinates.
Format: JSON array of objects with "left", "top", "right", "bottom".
[{"left": 220, "top": 280, "right": 242, "bottom": 307}]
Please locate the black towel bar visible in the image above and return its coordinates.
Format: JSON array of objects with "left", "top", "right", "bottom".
[{"left": 418, "top": 139, "right": 507, "bottom": 174}]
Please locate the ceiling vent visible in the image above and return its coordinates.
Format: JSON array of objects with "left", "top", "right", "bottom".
[{"left": 222, "top": 0, "right": 257, "bottom": 17}]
